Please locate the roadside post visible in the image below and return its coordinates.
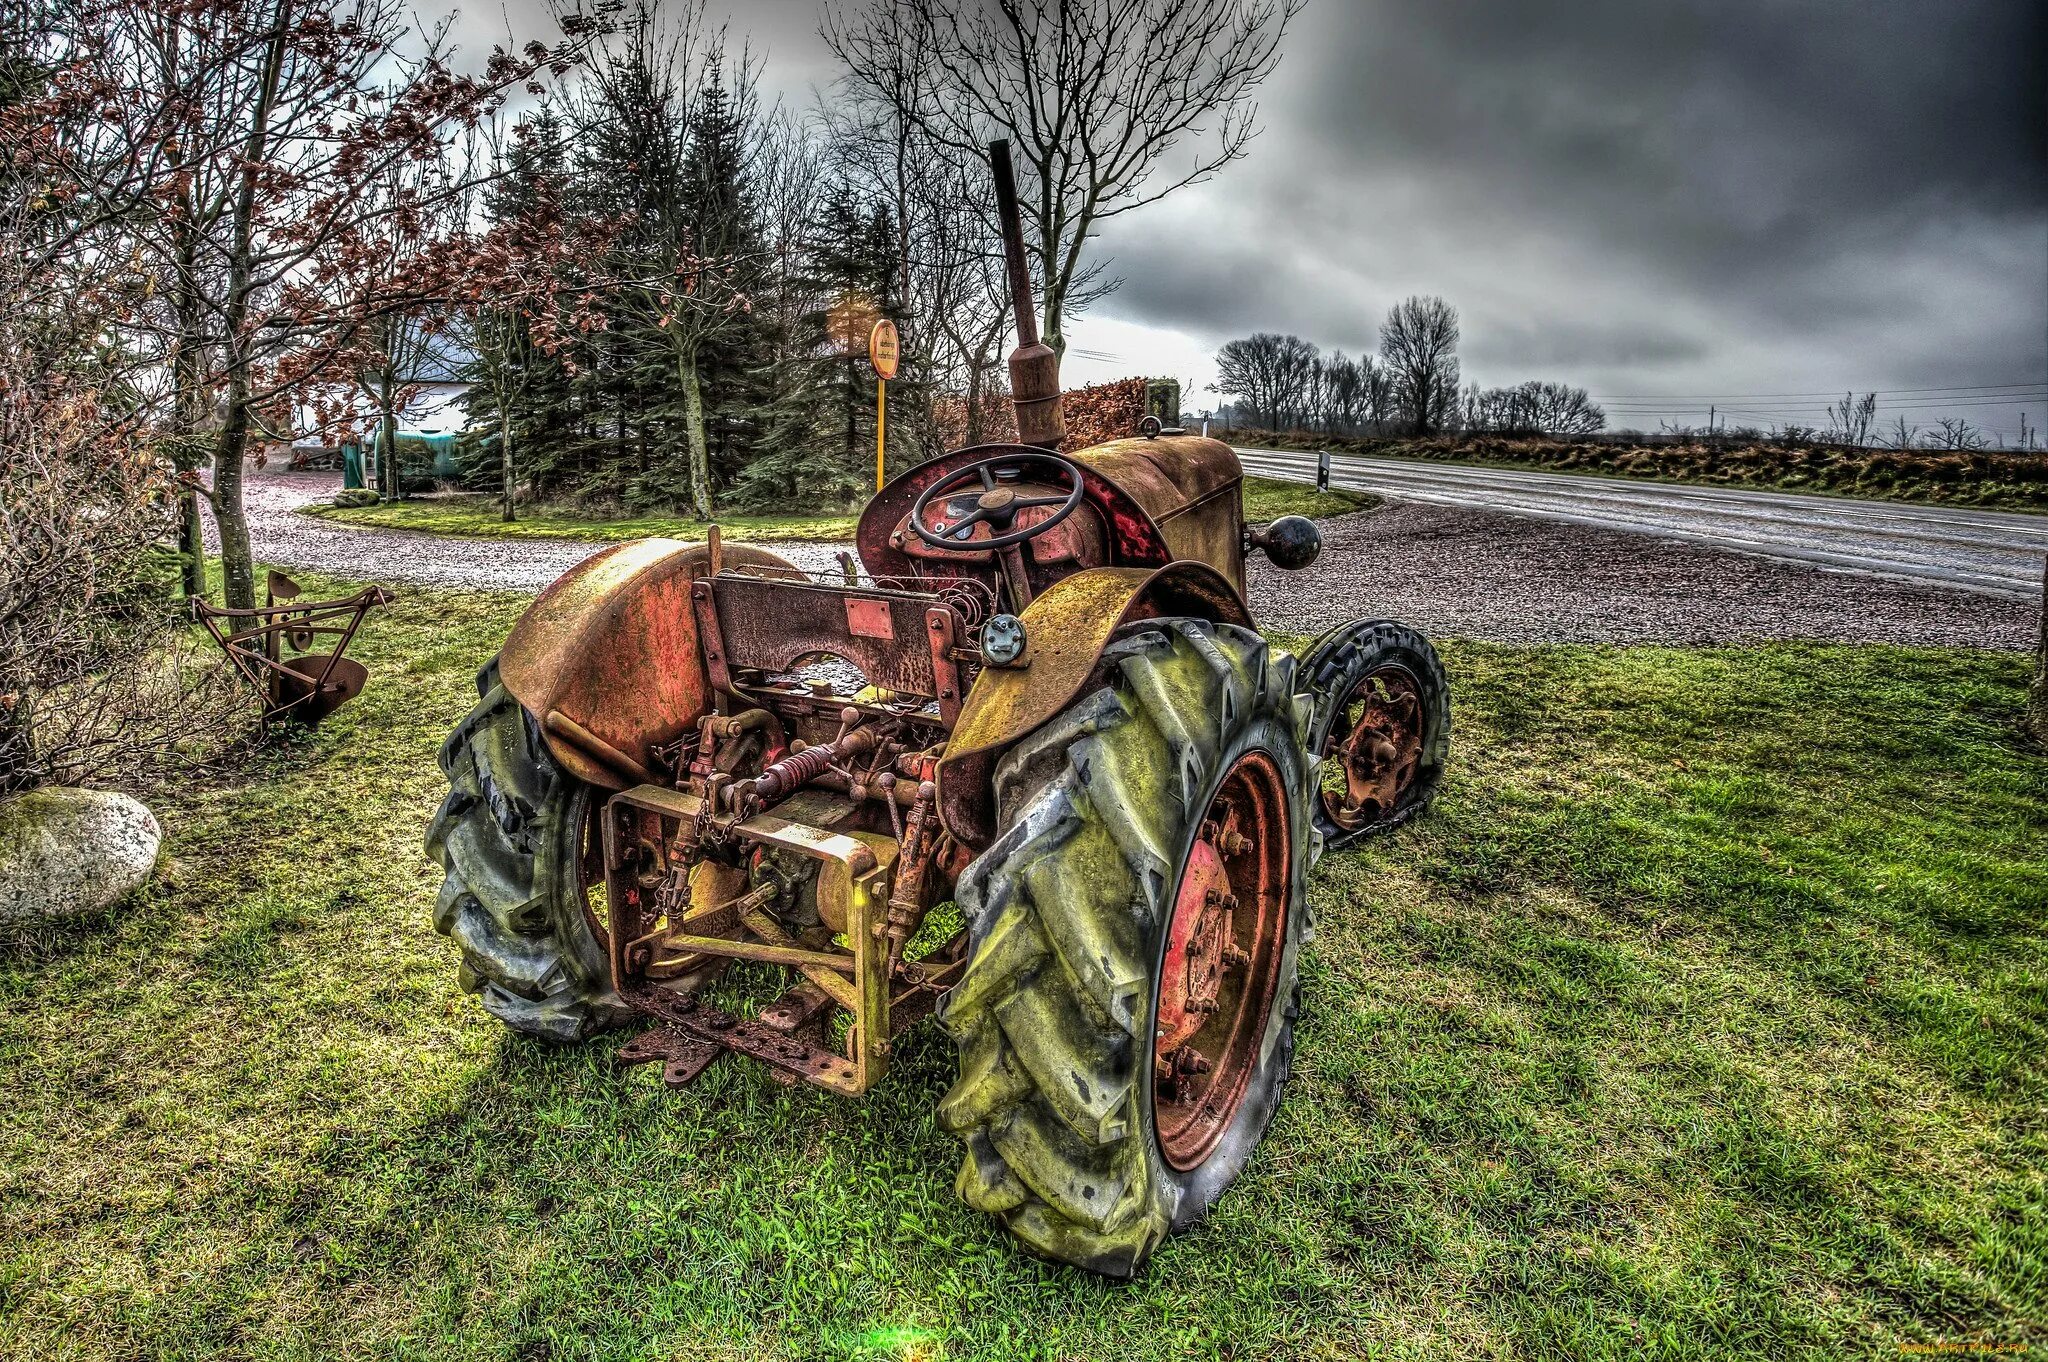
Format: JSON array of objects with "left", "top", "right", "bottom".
[
  {"left": 869, "top": 318, "right": 899, "bottom": 490},
  {"left": 1317, "top": 448, "right": 1331, "bottom": 492}
]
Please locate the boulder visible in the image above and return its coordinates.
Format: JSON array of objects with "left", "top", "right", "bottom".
[{"left": 0, "top": 787, "right": 161, "bottom": 924}]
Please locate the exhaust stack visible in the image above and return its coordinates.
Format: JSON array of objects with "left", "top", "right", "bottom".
[{"left": 989, "top": 139, "right": 1065, "bottom": 450}]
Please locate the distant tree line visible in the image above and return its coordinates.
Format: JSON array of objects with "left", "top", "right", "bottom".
[{"left": 1212, "top": 296, "right": 1605, "bottom": 438}]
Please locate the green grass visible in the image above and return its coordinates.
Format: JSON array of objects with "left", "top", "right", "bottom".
[
  {"left": 298, "top": 475, "right": 1375, "bottom": 545},
  {"left": 1241, "top": 475, "right": 1375, "bottom": 522},
  {"left": 300, "top": 498, "right": 864, "bottom": 543},
  {"left": 1, "top": 582, "right": 2043, "bottom": 1359}
]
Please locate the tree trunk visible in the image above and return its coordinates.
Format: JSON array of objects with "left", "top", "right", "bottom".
[
  {"left": 497, "top": 390, "right": 517, "bottom": 522},
  {"left": 177, "top": 491, "right": 206, "bottom": 597},
  {"left": 377, "top": 375, "right": 401, "bottom": 502},
  {"left": 964, "top": 361, "right": 985, "bottom": 446},
  {"left": 0, "top": 693, "right": 32, "bottom": 795},
  {"left": 212, "top": 0, "right": 289, "bottom": 612},
  {"left": 213, "top": 411, "right": 257, "bottom": 611},
  {"left": 679, "top": 353, "right": 713, "bottom": 519}
]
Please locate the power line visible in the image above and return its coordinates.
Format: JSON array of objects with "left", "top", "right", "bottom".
[
  {"left": 1590, "top": 381, "right": 2048, "bottom": 400},
  {"left": 1601, "top": 393, "right": 2047, "bottom": 408}
]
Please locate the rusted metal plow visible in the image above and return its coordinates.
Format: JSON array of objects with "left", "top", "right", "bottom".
[{"left": 194, "top": 570, "right": 393, "bottom": 725}]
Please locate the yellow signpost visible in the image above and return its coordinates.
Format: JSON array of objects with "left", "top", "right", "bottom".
[{"left": 869, "top": 318, "right": 899, "bottom": 489}]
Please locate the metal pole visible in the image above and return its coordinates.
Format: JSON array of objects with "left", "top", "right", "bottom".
[{"left": 876, "top": 376, "right": 888, "bottom": 491}]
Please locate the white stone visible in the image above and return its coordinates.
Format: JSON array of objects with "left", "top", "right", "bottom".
[{"left": 0, "top": 787, "right": 161, "bottom": 923}]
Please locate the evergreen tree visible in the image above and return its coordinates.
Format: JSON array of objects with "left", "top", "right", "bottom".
[
  {"left": 731, "top": 184, "right": 895, "bottom": 509},
  {"left": 460, "top": 108, "right": 582, "bottom": 503}
]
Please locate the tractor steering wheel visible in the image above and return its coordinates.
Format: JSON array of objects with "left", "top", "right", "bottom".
[{"left": 909, "top": 447, "right": 1087, "bottom": 551}]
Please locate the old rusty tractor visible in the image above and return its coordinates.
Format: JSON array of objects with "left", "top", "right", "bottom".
[{"left": 427, "top": 142, "right": 1451, "bottom": 1276}]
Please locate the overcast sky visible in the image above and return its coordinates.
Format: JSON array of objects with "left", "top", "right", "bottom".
[{"left": 442, "top": 0, "right": 2047, "bottom": 441}]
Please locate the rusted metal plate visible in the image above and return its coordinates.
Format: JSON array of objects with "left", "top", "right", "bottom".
[
  {"left": 705, "top": 574, "right": 964, "bottom": 703},
  {"left": 624, "top": 986, "right": 863, "bottom": 1095},
  {"left": 617, "top": 1027, "right": 723, "bottom": 1088},
  {"left": 758, "top": 980, "right": 836, "bottom": 1033},
  {"left": 498, "top": 539, "right": 800, "bottom": 789},
  {"left": 845, "top": 595, "right": 895, "bottom": 640}
]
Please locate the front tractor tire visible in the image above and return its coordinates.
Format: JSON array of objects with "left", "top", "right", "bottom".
[
  {"left": 425, "top": 663, "right": 630, "bottom": 1044},
  {"left": 1300, "top": 619, "right": 1450, "bottom": 855},
  {"left": 937, "top": 618, "right": 1313, "bottom": 1277}
]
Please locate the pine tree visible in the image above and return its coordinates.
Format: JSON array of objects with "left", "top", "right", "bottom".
[
  {"left": 730, "top": 184, "right": 895, "bottom": 509},
  {"left": 458, "top": 109, "right": 585, "bottom": 506}
]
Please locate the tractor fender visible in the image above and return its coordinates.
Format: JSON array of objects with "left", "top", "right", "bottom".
[
  {"left": 936, "top": 561, "right": 1254, "bottom": 849},
  {"left": 498, "top": 538, "right": 800, "bottom": 791}
]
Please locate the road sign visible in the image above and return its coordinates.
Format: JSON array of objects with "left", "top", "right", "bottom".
[{"left": 868, "top": 318, "right": 900, "bottom": 380}]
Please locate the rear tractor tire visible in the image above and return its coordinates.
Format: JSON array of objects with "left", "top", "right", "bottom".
[
  {"left": 424, "top": 662, "right": 630, "bottom": 1044},
  {"left": 938, "top": 618, "right": 1314, "bottom": 1277}
]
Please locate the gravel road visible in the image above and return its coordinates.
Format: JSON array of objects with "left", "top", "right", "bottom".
[
  {"left": 1238, "top": 446, "right": 2048, "bottom": 598},
  {"left": 225, "top": 469, "right": 2036, "bottom": 648},
  {"left": 211, "top": 471, "right": 847, "bottom": 589}
]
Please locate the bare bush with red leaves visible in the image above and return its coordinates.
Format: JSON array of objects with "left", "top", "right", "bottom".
[
  {"left": 1057, "top": 377, "right": 1151, "bottom": 452},
  {"left": 0, "top": 262, "right": 244, "bottom": 794}
]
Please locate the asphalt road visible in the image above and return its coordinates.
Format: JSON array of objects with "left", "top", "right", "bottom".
[{"left": 1236, "top": 447, "right": 2048, "bottom": 599}]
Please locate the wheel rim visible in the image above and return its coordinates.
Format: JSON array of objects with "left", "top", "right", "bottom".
[
  {"left": 1154, "top": 749, "right": 1291, "bottom": 1171},
  {"left": 575, "top": 793, "right": 612, "bottom": 949},
  {"left": 1319, "top": 665, "right": 1426, "bottom": 831}
]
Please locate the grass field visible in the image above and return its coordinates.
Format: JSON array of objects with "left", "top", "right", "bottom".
[
  {"left": 1, "top": 581, "right": 2042, "bottom": 1360},
  {"left": 298, "top": 476, "right": 1376, "bottom": 544}
]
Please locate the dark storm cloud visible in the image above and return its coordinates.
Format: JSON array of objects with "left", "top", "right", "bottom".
[
  {"left": 439, "top": 0, "right": 2046, "bottom": 423},
  {"left": 1094, "top": 0, "right": 2046, "bottom": 411}
]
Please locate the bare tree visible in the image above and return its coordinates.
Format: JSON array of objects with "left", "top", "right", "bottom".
[
  {"left": 1322, "top": 351, "right": 1363, "bottom": 434},
  {"left": 1467, "top": 379, "right": 1604, "bottom": 436},
  {"left": 1827, "top": 391, "right": 1878, "bottom": 447},
  {"left": 1379, "top": 295, "right": 1461, "bottom": 435},
  {"left": 818, "top": 16, "right": 1013, "bottom": 457},
  {"left": 1360, "top": 352, "right": 1394, "bottom": 433},
  {"left": 26, "top": 0, "right": 604, "bottom": 607},
  {"left": 1271, "top": 336, "right": 1317, "bottom": 430},
  {"left": 1215, "top": 332, "right": 1300, "bottom": 428},
  {"left": 0, "top": 196, "right": 242, "bottom": 790},
  {"left": 824, "top": 0, "right": 1302, "bottom": 357},
  {"left": 1924, "top": 417, "right": 1988, "bottom": 451}
]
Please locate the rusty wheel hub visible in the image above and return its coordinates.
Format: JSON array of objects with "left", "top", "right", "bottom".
[
  {"left": 1321, "top": 668, "right": 1425, "bottom": 831},
  {"left": 1154, "top": 750, "right": 1290, "bottom": 1171}
]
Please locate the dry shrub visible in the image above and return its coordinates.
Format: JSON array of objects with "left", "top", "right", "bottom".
[
  {"left": 1059, "top": 378, "right": 1150, "bottom": 452},
  {"left": 0, "top": 326, "right": 245, "bottom": 795},
  {"left": 932, "top": 376, "right": 1155, "bottom": 453}
]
